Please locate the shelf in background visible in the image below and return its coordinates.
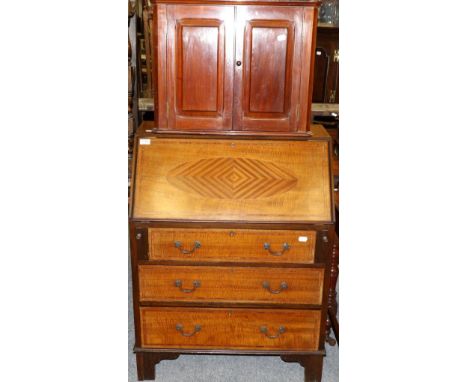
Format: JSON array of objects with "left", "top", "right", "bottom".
[{"left": 139, "top": 98, "right": 339, "bottom": 117}]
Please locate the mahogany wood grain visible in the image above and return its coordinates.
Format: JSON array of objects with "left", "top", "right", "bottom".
[
  {"left": 132, "top": 138, "right": 332, "bottom": 222},
  {"left": 233, "top": 6, "right": 309, "bottom": 132},
  {"left": 140, "top": 307, "right": 321, "bottom": 350},
  {"left": 138, "top": 265, "right": 324, "bottom": 304},
  {"left": 152, "top": 1, "right": 320, "bottom": 135},
  {"left": 156, "top": 4, "right": 167, "bottom": 128},
  {"left": 152, "top": 0, "right": 321, "bottom": 4},
  {"left": 162, "top": 5, "right": 234, "bottom": 130},
  {"left": 148, "top": 228, "right": 317, "bottom": 263},
  {"left": 303, "top": 6, "right": 318, "bottom": 128},
  {"left": 138, "top": 118, "right": 331, "bottom": 140}
]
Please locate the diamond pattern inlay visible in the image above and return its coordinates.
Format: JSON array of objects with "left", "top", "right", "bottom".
[{"left": 166, "top": 157, "right": 298, "bottom": 199}]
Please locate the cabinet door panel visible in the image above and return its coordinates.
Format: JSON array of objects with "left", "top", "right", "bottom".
[
  {"left": 234, "top": 6, "right": 314, "bottom": 132},
  {"left": 160, "top": 5, "right": 234, "bottom": 131},
  {"left": 246, "top": 21, "right": 293, "bottom": 116}
]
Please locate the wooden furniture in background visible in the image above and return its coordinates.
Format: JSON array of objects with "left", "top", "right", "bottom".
[
  {"left": 312, "top": 24, "right": 339, "bottom": 104},
  {"left": 142, "top": 2, "right": 154, "bottom": 98},
  {"left": 129, "top": 1, "right": 136, "bottom": 191}
]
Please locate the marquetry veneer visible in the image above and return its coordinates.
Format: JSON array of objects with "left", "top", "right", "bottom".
[{"left": 129, "top": 129, "right": 334, "bottom": 381}]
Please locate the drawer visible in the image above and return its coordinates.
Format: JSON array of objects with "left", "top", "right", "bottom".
[
  {"left": 138, "top": 265, "right": 324, "bottom": 305},
  {"left": 140, "top": 307, "right": 321, "bottom": 351},
  {"left": 148, "top": 228, "right": 317, "bottom": 263}
]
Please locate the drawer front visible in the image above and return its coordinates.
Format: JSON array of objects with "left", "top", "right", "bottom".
[
  {"left": 139, "top": 265, "right": 324, "bottom": 305},
  {"left": 140, "top": 307, "right": 321, "bottom": 350},
  {"left": 148, "top": 228, "right": 317, "bottom": 263}
]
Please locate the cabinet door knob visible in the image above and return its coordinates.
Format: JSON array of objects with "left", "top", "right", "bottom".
[{"left": 236, "top": 61, "right": 242, "bottom": 66}]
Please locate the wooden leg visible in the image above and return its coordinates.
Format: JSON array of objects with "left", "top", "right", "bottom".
[
  {"left": 281, "top": 355, "right": 324, "bottom": 382},
  {"left": 136, "top": 352, "right": 180, "bottom": 381},
  {"left": 325, "top": 230, "right": 339, "bottom": 346}
]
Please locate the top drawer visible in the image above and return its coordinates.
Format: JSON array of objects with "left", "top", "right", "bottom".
[{"left": 148, "top": 228, "right": 316, "bottom": 264}]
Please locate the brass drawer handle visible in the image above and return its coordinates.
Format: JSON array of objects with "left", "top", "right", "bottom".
[
  {"left": 262, "top": 281, "right": 288, "bottom": 294},
  {"left": 174, "top": 279, "right": 201, "bottom": 293},
  {"left": 259, "top": 325, "right": 286, "bottom": 339},
  {"left": 263, "top": 242, "right": 290, "bottom": 256},
  {"left": 175, "top": 323, "right": 201, "bottom": 337},
  {"left": 174, "top": 240, "right": 201, "bottom": 255}
]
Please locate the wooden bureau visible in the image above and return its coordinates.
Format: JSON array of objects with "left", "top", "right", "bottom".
[{"left": 129, "top": 133, "right": 334, "bottom": 381}]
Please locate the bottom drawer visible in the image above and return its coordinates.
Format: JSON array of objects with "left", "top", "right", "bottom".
[{"left": 140, "top": 307, "right": 321, "bottom": 351}]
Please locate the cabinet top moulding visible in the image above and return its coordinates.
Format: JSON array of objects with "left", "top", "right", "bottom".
[{"left": 150, "top": 0, "right": 321, "bottom": 6}]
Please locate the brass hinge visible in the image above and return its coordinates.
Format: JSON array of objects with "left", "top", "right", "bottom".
[
  {"left": 333, "top": 49, "right": 339, "bottom": 63},
  {"left": 328, "top": 90, "right": 336, "bottom": 103}
]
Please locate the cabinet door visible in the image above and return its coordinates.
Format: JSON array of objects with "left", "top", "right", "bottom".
[
  {"left": 233, "top": 6, "right": 316, "bottom": 132},
  {"left": 158, "top": 5, "right": 235, "bottom": 131}
]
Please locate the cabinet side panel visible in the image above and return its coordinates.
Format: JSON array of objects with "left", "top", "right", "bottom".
[{"left": 157, "top": 4, "right": 168, "bottom": 128}]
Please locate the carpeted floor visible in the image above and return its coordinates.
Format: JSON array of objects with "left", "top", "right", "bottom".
[{"left": 128, "top": 258, "right": 339, "bottom": 381}]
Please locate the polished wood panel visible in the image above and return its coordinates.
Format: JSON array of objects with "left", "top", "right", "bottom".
[
  {"left": 140, "top": 307, "right": 321, "bottom": 350},
  {"left": 178, "top": 21, "right": 222, "bottom": 113},
  {"left": 148, "top": 228, "right": 317, "bottom": 263},
  {"left": 152, "top": 0, "right": 321, "bottom": 5},
  {"left": 245, "top": 21, "right": 293, "bottom": 115},
  {"left": 233, "top": 6, "right": 314, "bottom": 132},
  {"left": 161, "top": 5, "right": 235, "bottom": 130},
  {"left": 138, "top": 265, "right": 324, "bottom": 304},
  {"left": 132, "top": 138, "right": 332, "bottom": 222}
]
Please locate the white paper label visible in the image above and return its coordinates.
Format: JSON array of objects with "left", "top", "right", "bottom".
[
  {"left": 277, "top": 34, "right": 286, "bottom": 42},
  {"left": 139, "top": 138, "right": 151, "bottom": 145},
  {"left": 298, "top": 236, "right": 308, "bottom": 242}
]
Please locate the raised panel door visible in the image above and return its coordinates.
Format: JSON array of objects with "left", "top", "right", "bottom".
[
  {"left": 159, "top": 5, "right": 235, "bottom": 131},
  {"left": 233, "top": 6, "right": 316, "bottom": 132}
]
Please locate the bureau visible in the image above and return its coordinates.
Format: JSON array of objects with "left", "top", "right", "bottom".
[{"left": 129, "top": 132, "right": 335, "bottom": 381}]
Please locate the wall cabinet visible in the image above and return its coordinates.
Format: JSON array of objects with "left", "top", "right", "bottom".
[{"left": 155, "top": 3, "right": 319, "bottom": 135}]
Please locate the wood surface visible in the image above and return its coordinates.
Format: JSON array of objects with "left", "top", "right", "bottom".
[
  {"left": 152, "top": 0, "right": 321, "bottom": 6},
  {"left": 153, "top": 2, "right": 318, "bottom": 135},
  {"left": 132, "top": 138, "right": 332, "bottom": 222},
  {"left": 138, "top": 265, "right": 324, "bottom": 304},
  {"left": 164, "top": 5, "right": 235, "bottom": 130},
  {"left": 140, "top": 307, "right": 321, "bottom": 350},
  {"left": 233, "top": 6, "right": 308, "bottom": 132},
  {"left": 148, "top": 227, "right": 317, "bottom": 263}
]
